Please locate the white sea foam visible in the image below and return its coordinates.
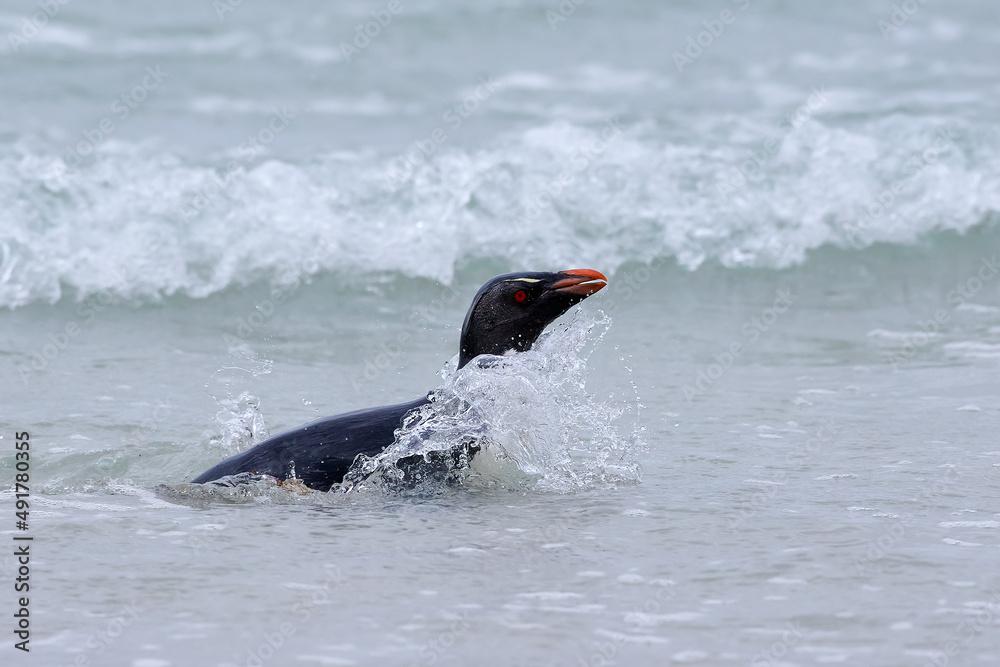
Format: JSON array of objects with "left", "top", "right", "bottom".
[{"left": 1, "top": 115, "right": 997, "bottom": 309}]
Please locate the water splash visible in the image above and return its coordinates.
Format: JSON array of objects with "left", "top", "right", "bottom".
[
  {"left": 344, "top": 310, "right": 645, "bottom": 495},
  {"left": 208, "top": 390, "right": 270, "bottom": 456},
  {"left": 204, "top": 340, "right": 274, "bottom": 456}
]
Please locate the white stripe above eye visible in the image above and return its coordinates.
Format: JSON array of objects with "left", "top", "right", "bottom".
[{"left": 505, "top": 278, "right": 543, "bottom": 283}]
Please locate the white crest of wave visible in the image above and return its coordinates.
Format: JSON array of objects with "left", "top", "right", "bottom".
[
  {"left": 1, "top": 116, "right": 997, "bottom": 308},
  {"left": 345, "top": 310, "right": 645, "bottom": 494}
]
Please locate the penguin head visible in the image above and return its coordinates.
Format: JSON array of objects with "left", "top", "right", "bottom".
[{"left": 458, "top": 269, "right": 607, "bottom": 369}]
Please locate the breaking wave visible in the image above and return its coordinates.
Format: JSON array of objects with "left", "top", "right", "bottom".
[{"left": 1, "top": 114, "right": 998, "bottom": 309}]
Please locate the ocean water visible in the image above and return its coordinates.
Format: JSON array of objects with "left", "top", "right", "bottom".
[{"left": 2, "top": 0, "right": 1000, "bottom": 665}]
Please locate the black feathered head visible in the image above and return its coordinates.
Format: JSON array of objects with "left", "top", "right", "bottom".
[{"left": 458, "top": 269, "right": 607, "bottom": 368}]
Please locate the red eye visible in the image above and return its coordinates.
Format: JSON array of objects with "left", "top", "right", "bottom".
[{"left": 514, "top": 290, "right": 527, "bottom": 302}]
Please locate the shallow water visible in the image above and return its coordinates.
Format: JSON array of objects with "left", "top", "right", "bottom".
[{"left": 2, "top": 0, "right": 1000, "bottom": 666}]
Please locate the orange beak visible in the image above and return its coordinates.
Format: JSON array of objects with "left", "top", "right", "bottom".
[{"left": 548, "top": 269, "right": 608, "bottom": 296}]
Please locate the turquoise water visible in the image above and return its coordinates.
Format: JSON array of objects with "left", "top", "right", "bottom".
[{"left": 2, "top": 1, "right": 1000, "bottom": 666}]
